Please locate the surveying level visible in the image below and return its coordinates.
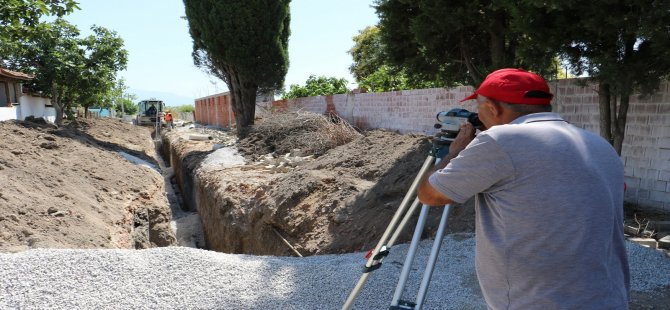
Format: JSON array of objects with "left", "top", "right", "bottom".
[
  {"left": 342, "top": 109, "right": 480, "bottom": 310},
  {"left": 432, "top": 109, "right": 483, "bottom": 158}
]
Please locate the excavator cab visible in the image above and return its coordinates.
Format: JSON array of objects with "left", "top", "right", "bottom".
[{"left": 136, "top": 99, "right": 165, "bottom": 126}]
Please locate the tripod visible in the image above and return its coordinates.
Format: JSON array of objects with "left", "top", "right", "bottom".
[{"left": 342, "top": 139, "right": 454, "bottom": 310}]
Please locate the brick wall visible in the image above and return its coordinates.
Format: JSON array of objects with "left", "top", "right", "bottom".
[
  {"left": 256, "top": 78, "right": 670, "bottom": 211},
  {"left": 194, "top": 92, "right": 235, "bottom": 128}
]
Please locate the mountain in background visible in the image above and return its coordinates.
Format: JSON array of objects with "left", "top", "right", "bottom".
[{"left": 129, "top": 88, "right": 197, "bottom": 107}]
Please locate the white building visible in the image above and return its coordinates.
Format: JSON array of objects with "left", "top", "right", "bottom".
[{"left": 0, "top": 67, "right": 56, "bottom": 122}]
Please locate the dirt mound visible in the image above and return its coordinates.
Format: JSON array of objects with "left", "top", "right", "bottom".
[
  {"left": 0, "top": 118, "right": 175, "bottom": 252},
  {"left": 237, "top": 112, "right": 361, "bottom": 159},
  {"left": 188, "top": 112, "right": 475, "bottom": 256},
  {"left": 265, "top": 130, "right": 476, "bottom": 254}
]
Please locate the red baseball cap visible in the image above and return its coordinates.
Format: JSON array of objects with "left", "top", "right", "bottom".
[{"left": 461, "top": 68, "right": 554, "bottom": 105}]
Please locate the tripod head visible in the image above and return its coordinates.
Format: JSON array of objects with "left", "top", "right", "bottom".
[{"left": 431, "top": 108, "right": 483, "bottom": 157}]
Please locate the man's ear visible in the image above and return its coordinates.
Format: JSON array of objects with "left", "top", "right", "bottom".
[{"left": 485, "top": 100, "right": 503, "bottom": 117}]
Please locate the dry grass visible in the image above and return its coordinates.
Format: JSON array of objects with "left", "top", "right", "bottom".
[{"left": 249, "top": 111, "right": 362, "bottom": 157}]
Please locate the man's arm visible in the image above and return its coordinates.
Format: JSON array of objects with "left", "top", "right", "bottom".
[{"left": 417, "top": 122, "right": 475, "bottom": 206}]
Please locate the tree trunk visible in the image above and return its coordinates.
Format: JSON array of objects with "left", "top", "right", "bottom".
[
  {"left": 598, "top": 81, "right": 612, "bottom": 145},
  {"left": 488, "top": 11, "right": 506, "bottom": 69},
  {"left": 227, "top": 69, "right": 257, "bottom": 138},
  {"left": 612, "top": 93, "right": 630, "bottom": 155},
  {"left": 234, "top": 87, "right": 257, "bottom": 138},
  {"left": 51, "top": 82, "right": 64, "bottom": 126},
  {"left": 610, "top": 36, "right": 636, "bottom": 155},
  {"left": 460, "top": 38, "right": 482, "bottom": 83},
  {"left": 597, "top": 80, "right": 630, "bottom": 155}
]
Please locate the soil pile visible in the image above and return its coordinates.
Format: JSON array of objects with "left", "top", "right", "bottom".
[
  {"left": 181, "top": 112, "right": 476, "bottom": 256},
  {"left": 0, "top": 118, "right": 175, "bottom": 252},
  {"left": 258, "top": 129, "right": 476, "bottom": 254}
]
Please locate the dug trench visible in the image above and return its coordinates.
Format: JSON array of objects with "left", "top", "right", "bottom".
[{"left": 159, "top": 113, "right": 478, "bottom": 256}]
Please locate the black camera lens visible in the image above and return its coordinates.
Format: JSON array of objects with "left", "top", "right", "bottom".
[{"left": 468, "top": 114, "right": 484, "bottom": 130}]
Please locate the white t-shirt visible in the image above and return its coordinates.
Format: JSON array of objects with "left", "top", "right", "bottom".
[{"left": 429, "top": 112, "right": 630, "bottom": 309}]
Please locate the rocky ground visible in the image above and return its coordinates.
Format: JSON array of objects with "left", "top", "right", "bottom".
[{"left": 1, "top": 114, "right": 668, "bottom": 308}]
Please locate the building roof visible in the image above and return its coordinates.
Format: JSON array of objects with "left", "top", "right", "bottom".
[{"left": 0, "top": 67, "right": 34, "bottom": 80}]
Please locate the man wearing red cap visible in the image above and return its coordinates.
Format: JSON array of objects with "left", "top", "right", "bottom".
[{"left": 418, "top": 68, "right": 630, "bottom": 309}]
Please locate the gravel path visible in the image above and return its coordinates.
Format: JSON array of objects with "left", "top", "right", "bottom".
[{"left": 1, "top": 234, "right": 668, "bottom": 309}]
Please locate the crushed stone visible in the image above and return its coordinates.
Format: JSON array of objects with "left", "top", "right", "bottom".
[{"left": 1, "top": 235, "right": 667, "bottom": 309}]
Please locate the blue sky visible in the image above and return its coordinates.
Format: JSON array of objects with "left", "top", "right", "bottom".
[{"left": 65, "top": 0, "right": 379, "bottom": 106}]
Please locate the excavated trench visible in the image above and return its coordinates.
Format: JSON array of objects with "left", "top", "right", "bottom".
[
  {"left": 151, "top": 133, "right": 206, "bottom": 249},
  {"left": 158, "top": 130, "right": 237, "bottom": 252},
  {"left": 157, "top": 125, "right": 476, "bottom": 257}
]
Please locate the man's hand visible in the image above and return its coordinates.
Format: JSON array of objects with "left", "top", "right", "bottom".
[
  {"left": 445, "top": 122, "right": 476, "bottom": 159},
  {"left": 417, "top": 122, "right": 475, "bottom": 207}
]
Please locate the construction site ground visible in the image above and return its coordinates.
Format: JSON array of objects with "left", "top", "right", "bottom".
[{"left": 0, "top": 115, "right": 669, "bottom": 308}]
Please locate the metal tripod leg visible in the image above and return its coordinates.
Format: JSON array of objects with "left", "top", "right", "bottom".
[
  {"left": 414, "top": 203, "right": 451, "bottom": 309},
  {"left": 342, "top": 155, "right": 436, "bottom": 310},
  {"left": 390, "top": 203, "right": 431, "bottom": 306},
  {"left": 389, "top": 203, "right": 451, "bottom": 310}
]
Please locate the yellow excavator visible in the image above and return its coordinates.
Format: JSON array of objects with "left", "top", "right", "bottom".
[{"left": 135, "top": 99, "right": 165, "bottom": 126}]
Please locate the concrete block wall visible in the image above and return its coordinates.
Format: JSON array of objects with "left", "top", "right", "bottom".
[
  {"left": 549, "top": 79, "right": 670, "bottom": 211},
  {"left": 270, "top": 86, "right": 477, "bottom": 135},
  {"left": 262, "top": 78, "right": 670, "bottom": 212}
]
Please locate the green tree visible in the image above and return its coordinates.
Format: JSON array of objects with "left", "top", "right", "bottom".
[
  {"left": 111, "top": 78, "right": 138, "bottom": 116},
  {"left": 114, "top": 95, "right": 138, "bottom": 116},
  {"left": 0, "top": 0, "right": 79, "bottom": 62},
  {"left": 174, "top": 104, "right": 194, "bottom": 113},
  {"left": 8, "top": 19, "right": 84, "bottom": 124},
  {"left": 183, "top": 0, "right": 291, "bottom": 137},
  {"left": 373, "top": 0, "right": 557, "bottom": 86},
  {"left": 0, "top": 0, "right": 78, "bottom": 27},
  {"left": 508, "top": 0, "right": 670, "bottom": 154},
  {"left": 75, "top": 25, "right": 128, "bottom": 117},
  {"left": 349, "top": 25, "right": 439, "bottom": 92},
  {"left": 349, "top": 26, "right": 384, "bottom": 82},
  {"left": 282, "top": 75, "right": 349, "bottom": 99},
  {"left": 6, "top": 19, "right": 127, "bottom": 125},
  {"left": 358, "top": 66, "right": 441, "bottom": 92}
]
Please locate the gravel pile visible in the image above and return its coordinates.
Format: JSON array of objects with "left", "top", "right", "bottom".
[{"left": 1, "top": 234, "right": 668, "bottom": 309}]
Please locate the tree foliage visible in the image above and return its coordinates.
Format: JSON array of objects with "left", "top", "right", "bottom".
[
  {"left": 7, "top": 19, "right": 83, "bottom": 124},
  {"left": 373, "top": 0, "right": 557, "bottom": 86},
  {"left": 0, "top": 0, "right": 79, "bottom": 61},
  {"left": 509, "top": 0, "right": 670, "bottom": 154},
  {"left": 349, "top": 26, "right": 384, "bottom": 83},
  {"left": 374, "top": 0, "right": 670, "bottom": 153},
  {"left": 75, "top": 25, "right": 128, "bottom": 116},
  {"left": 0, "top": 0, "right": 78, "bottom": 27},
  {"left": 349, "top": 25, "right": 439, "bottom": 92},
  {"left": 184, "top": 0, "right": 291, "bottom": 137},
  {"left": 282, "top": 75, "right": 349, "bottom": 99},
  {"left": 5, "top": 19, "right": 127, "bottom": 124},
  {"left": 172, "top": 104, "right": 195, "bottom": 113},
  {"left": 111, "top": 78, "right": 138, "bottom": 116}
]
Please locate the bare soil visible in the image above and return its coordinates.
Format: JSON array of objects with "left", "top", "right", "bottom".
[
  {"left": 0, "top": 117, "right": 175, "bottom": 252},
  {"left": 247, "top": 130, "right": 476, "bottom": 253}
]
